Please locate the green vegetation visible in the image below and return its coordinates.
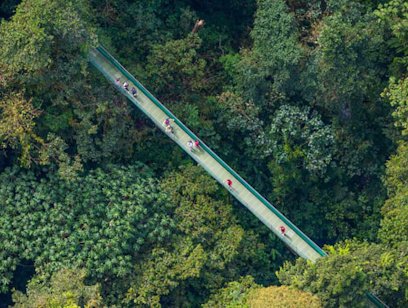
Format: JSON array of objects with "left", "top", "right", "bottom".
[
  {"left": 203, "top": 276, "right": 321, "bottom": 307},
  {"left": 0, "top": 0, "right": 406, "bottom": 306},
  {"left": 12, "top": 269, "right": 102, "bottom": 308}
]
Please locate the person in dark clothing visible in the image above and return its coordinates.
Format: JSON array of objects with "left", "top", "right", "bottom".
[{"left": 131, "top": 87, "right": 138, "bottom": 97}]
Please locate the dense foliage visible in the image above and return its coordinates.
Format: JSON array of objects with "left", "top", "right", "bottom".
[
  {"left": 203, "top": 276, "right": 321, "bottom": 307},
  {"left": 12, "top": 269, "right": 102, "bottom": 307},
  {"left": 0, "top": 0, "right": 407, "bottom": 306}
]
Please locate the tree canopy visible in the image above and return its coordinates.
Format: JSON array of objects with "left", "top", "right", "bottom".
[{"left": 0, "top": 0, "right": 407, "bottom": 306}]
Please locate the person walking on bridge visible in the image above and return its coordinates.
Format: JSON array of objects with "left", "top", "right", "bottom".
[
  {"left": 226, "top": 179, "right": 233, "bottom": 189},
  {"left": 163, "top": 118, "right": 173, "bottom": 126},
  {"left": 165, "top": 125, "right": 174, "bottom": 135},
  {"left": 280, "top": 225, "right": 286, "bottom": 236},
  {"left": 187, "top": 140, "right": 194, "bottom": 151},
  {"left": 131, "top": 87, "right": 138, "bottom": 97},
  {"left": 194, "top": 140, "right": 200, "bottom": 150}
]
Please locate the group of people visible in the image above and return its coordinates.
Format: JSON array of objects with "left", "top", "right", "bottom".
[
  {"left": 162, "top": 118, "right": 202, "bottom": 150},
  {"left": 115, "top": 78, "right": 138, "bottom": 97},
  {"left": 116, "top": 78, "right": 288, "bottom": 240},
  {"left": 163, "top": 118, "right": 174, "bottom": 134},
  {"left": 187, "top": 140, "right": 200, "bottom": 151}
]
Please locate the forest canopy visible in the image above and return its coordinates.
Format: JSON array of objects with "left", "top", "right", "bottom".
[{"left": 0, "top": 0, "right": 407, "bottom": 307}]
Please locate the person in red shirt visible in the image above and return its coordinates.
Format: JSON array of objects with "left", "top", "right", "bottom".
[
  {"left": 226, "top": 179, "right": 233, "bottom": 189},
  {"left": 280, "top": 225, "right": 286, "bottom": 236},
  {"left": 194, "top": 140, "right": 200, "bottom": 149}
]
